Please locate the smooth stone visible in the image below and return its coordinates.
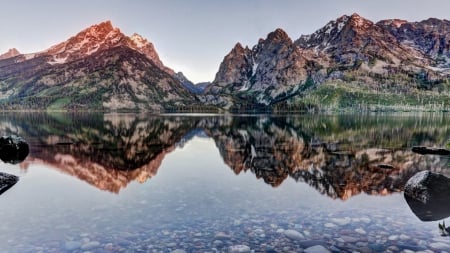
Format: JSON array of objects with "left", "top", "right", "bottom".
[
  {"left": 228, "top": 244, "right": 251, "bottom": 253},
  {"left": 283, "top": 229, "right": 304, "bottom": 241},
  {"left": 388, "top": 235, "right": 398, "bottom": 241},
  {"left": 331, "top": 217, "right": 351, "bottom": 226},
  {"left": 171, "top": 250, "right": 187, "bottom": 253},
  {"left": 81, "top": 241, "right": 100, "bottom": 250},
  {"left": 324, "top": 223, "right": 337, "bottom": 228},
  {"left": 167, "top": 242, "right": 177, "bottom": 247},
  {"left": 215, "top": 232, "right": 231, "bottom": 240},
  {"left": 213, "top": 240, "right": 224, "bottom": 247},
  {"left": 360, "top": 217, "right": 371, "bottom": 223},
  {"left": 356, "top": 242, "right": 368, "bottom": 247},
  {"left": 300, "top": 240, "right": 328, "bottom": 248},
  {"left": 404, "top": 170, "right": 450, "bottom": 221},
  {"left": 304, "top": 245, "right": 331, "bottom": 253},
  {"left": 430, "top": 242, "right": 450, "bottom": 250},
  {"left": 254, "top": 228, "right": 264, "bottom": 234},
  {"left": 355, "top": 228, "right": 366, "bottom": 235},
  {"left": 399, "top": 234, "right": 410, "bottom": 240},
  {"left": 276, "top": 229, "right": 284, "bottom": 233},
  {"left": 340, "top": 236, "right": 359, "bottom": 243},
  {"left": 65, "top": 241, "right": 81, "bottom": 251}
]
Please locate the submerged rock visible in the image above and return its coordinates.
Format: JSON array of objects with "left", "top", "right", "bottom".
[
  {"left": 304, "top": 245, "right": 331, "bottom": 253},
  {"left": 0, "top": 135, "right": 29, "bottom": 164},
  {"left": 0, "top": 172, "right": 19, "bottom": 195},
  {"left": 412, "top": 146, "right": 450, "bottom": 156},
  {"left": 283, "top": 229, "right": 304, "bottom": 241},
  {"left": 404, "top": 171, "right": 450, "bottom": 221},
  {"left": 228, "top": 245, "right": 250, "bottom": 253}
]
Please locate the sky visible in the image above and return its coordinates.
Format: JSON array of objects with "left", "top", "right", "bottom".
[{"left": 0, "top": 0, "right": 449, "bottom": 83}]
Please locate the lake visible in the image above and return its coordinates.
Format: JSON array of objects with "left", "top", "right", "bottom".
[{"left": 1, "top": 112, "right": 450, "bottom": 252}]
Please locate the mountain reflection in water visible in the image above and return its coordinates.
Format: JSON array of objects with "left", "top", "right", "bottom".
[{"left": 1, "top": 113, "right": 449, "bottom": 199}]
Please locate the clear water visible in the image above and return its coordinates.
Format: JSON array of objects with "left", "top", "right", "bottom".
[{"left": 0, "top": 113, "right": 450, "bottom": 253}]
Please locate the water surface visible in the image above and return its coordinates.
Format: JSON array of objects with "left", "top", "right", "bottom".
[{"left": 1, "top": 113, "right": 450, "bottom": 252}]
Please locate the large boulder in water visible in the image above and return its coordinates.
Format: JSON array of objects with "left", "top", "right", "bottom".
[
  {"left": 0, "top": 172, "right": 19, "bottom": 195},
  {"left": 0, "top": 135, "right": 29, "bottom": 164},
  {"left": 404, "top": 171, "right": 450, "bottom": 221}
]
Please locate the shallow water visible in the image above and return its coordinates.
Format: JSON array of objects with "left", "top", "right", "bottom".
[{"left": 0, "top": 113, "right": 450, "bottom": 252}]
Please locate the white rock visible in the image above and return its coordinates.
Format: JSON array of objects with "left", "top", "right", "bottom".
[
  {"left": 64, "top": 241, "right": 81, "bottom": 251},
  {"left": 283, "top": 229, "right": 304, "bottom": 241},
  {"left": 228, "top": 244, "right": 251, "bottom": 253},
  {"left": 304, "top": 245, "right": 331, "bottom": 253},
  {"left": 399, "top": 234, "right": 410, "bottom": 240},
  {"left": 355, "top": 228, "right": 366, "bottom": 235},
  {"left": 360, "top": 217, "right": 371, "bottom": 223},
  {"left": 171, "top": 250, "right": 187, "bottom": 253},
  {"left": 331, "top": 217, "right": 351, "bottom": 226},
  {"left": 215, "top": 232, "right": 231, "bottom": 240},
  {"left": 80, "top": 241, "right": 100, "bottom": 250},
  {"left": 430, "top": 242, "right": 450, "bottom": 250},
  {"left": 324, "top": 223, "right": 337, "bottom": 228},
  {"left": 388, "top": 235, "right": 398, "bottom": 241}
]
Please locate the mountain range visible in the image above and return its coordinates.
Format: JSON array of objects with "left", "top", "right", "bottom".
[{"left": 0, "top": 14, "right": 449, "bottom": 112}]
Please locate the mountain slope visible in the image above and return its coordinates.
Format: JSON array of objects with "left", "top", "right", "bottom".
[
  {"left": 0, "top": 48, "right": 20, "bottom": 60},
  {"left": 0, "top": 21, "right": 196, "bottom": 111},
  {"left": 206, "top": 14, "right": 450, "bottom": 111},
  {"left": 206, "top": 29, "right": 311, "bottom": 109}
]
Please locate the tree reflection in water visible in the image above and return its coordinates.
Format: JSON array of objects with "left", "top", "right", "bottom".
[{"left": 1, "top": 113, "right": 449, "bottom": 199}]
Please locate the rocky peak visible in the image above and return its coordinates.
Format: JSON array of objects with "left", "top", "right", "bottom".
[
  {"left": 84, "top": 20, "right": 116, "bottom": 39},
  {"left": 265, "top": 28, "right": 291, "bottom": 44},
  {"left": 40, "top": 21, "right": 176, "bottom": 74},
  {"left": 0, "top": 48, "right": 21, "bottom": 60},
  {"left": 44, "top": 20, "right": 125, "bottom": 64},
  {"left": 230, "top": 42, "right": 249, "bottom": 55},
  {"left": 127, "top": 32, "right": 173, "bottom": 73},
  {"left": 377, "top": 19, "right": 408, "bottom": 28},
  {"left": 348, "top": 13, "right": 373, "bottom": 29}
]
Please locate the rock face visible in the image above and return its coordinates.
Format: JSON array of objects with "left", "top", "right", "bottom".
[
  {"left": 0, "top": 135, "right": 29, "bottom": 164},
  {"left": 208, "top": 29, "right": 310, "bottom": 108},
  {"left": 206, "top": 14, "right": 450, "bottom": 110},
  {"left": 0, "top": 48, "right": 20, "bottom": 60},
  {"left": 377, "top": 18, "right": 450, "bottom": 68},
  {"left": 404, "top": 171, "right": 450, "bottom": 221},
  {"left": 0, "top": 21, "right": 196, "bottom": 111},
  {"left": 0, "top": 172, "right": 19, "bottom": 195}
]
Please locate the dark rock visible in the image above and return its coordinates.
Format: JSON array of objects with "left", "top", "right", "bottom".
[
  {"left": 0, "top": 172, "right": 19, "bottom": 195},
  {"left": 0, "top": 135, "right": 29, "bottom": 164},
  {"left": 377, "top": 164, "right": 395, "bottom": 169},
  {"left": 412, "top": 146, "right": 450, "bottom": 156},
  {"left": 404, "top": 171, "right": 450, "bottom": 221}
]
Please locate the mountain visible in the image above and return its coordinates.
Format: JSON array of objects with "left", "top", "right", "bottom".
[
  {"left": 0, "top": 21, "right": 197, "bottom": 111},
  {"left": 377, "top": 17, "right": 450, "bottom": 70},
  {"left": 174, "top": 72, "right": 208, "bottom": 94},
  {"left": 0, "top": 48, "right": 20, "bottom": 60},
  {"left": 206, "top": 14, "right": 450, "bottom": 111},
  {"left": 206, "top": 29, "right": 311, "bottom": 109}
]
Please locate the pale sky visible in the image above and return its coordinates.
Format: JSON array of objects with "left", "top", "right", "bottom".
[{"left": 0, "top": 0, "right": 449, "bottom": 83}]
